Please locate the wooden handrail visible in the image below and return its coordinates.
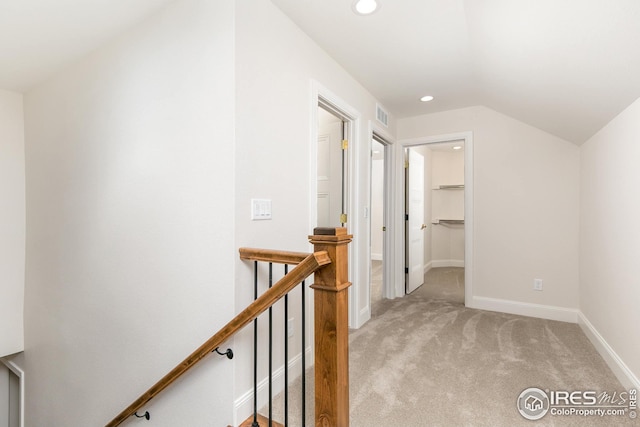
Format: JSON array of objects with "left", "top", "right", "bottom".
[
  {"left": 106, "top": 250, "right": 331, "bottom": 427},
  {"left": 239, "top": 248, "right": 310, "bottom": 265}
]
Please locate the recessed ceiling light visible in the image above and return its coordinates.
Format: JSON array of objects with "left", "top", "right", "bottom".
[
  {"left": 352, "top": 0, "right": 378, "bottom": 15},
  {"left": 420, "top": 95, "right": 434, "bottom": 102},
  {"left": 453, "top": 146, "right": 462, "bottom": 150}
]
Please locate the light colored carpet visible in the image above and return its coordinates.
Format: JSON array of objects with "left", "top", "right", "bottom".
[
  {"left": 371, "top": 260, "right": 383, "bottom": 307},
  {"left": 264, "top": 268, "right": 636, "bottom": 426}
]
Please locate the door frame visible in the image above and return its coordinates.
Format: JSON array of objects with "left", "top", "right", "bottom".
[
  {"left": 310, "top": 81, "right": 362, "bottom": 328},
  {"left": 368, "top": 126, "right": 395, "bottom": 311},
  {"left": 395, "top": 132, "right": 474, "bottom": 306},
  {"left": 1, "top": 358, "right": 24, "bottom": 427}
]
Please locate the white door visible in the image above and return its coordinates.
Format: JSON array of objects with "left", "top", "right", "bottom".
[
  {"left": 406, "top": 148, "right": 425, "bottom": 293},
  {"left": 317, "top": 108, "right": 345, "bottom": 227}
]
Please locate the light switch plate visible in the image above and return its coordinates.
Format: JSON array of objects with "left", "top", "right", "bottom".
[{"left": 251, "top": 199, "right": 272, "bottom": 220}]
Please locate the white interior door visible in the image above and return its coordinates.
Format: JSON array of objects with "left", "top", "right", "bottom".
[
  {"left": 317, "top": 109, "right": 344, "bottom": 227},
  {"left": 406, "top": 148, "right": 425, "bottom": 293}
]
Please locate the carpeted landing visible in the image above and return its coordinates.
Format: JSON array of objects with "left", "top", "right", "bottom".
[{"left": 264, "top": 267, "right": 636, "bottom": 426}]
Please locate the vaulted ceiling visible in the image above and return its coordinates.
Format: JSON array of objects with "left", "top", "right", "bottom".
[
  {"left": 271, "top": 0, "right": 640, "bottom": 144},
  {"left": 1, "top": 0, "right": 639, "bottom": 145},
  {"left": 0, "top": 0, "right": 174, "bottom": 92}
]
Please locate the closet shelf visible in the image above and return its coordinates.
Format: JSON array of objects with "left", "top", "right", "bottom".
[
  {"left": 432, "top": 219, "right": 465, "bottom": 225},
  {"left": 433, "top": 184, "right": 464, "bottom": 190}
]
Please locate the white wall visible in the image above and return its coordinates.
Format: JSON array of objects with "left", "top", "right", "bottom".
[
  {"left": 23, "top": 1, "right": 236, "bottom": 425},
  {"left": 398, "top": 106, "right": 580, "bottom": 319},
  {"left": 0, "top": 89, "right": 25, "bottom": 358},
  {"left": 580, "top": 97, "right": 640, "bottom": 389},
  {"left": 234, "top": 0, "right": 395, "bottom": 420}
]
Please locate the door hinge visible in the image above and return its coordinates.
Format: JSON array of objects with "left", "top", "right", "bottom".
[
  {"left": 404, "top": 160, "right": 409, "bottom": 169},
  {"left": 342, "top": 139, "right": 349, "bottom": 150},
  {"left": 382, "top": 226, "right": 386, "bottom": 231},
  {"left": 405, "top": 267, "right": 409, "bottom": 274},
  {"left": 405, "top": 214, "right": 409, "bottom": 221},
  {"left": 340, "top": 213, "right": 348, "bottom": 224}
]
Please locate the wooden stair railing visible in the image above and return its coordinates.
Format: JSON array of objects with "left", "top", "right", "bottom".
[
  {"left": 105, "top": 250, "right": 330, "bottom": 426},
  {"left": 106, "top": 227, "right": 352, "bottom": 427},
  {"left": 309, "top": 227, "right": 352, "bottom": 427}
]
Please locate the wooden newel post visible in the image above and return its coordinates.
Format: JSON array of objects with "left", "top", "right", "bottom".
[{"left": 309, "top": 227, "right": 353, "bottom": 427}]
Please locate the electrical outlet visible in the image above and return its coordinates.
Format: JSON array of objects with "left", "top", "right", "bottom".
[
  {"left": 288, "top": 318, "right": 294, "bottom": 338},
  {"left": 533, "top": 279, "right": 543, "bottom": 291}
]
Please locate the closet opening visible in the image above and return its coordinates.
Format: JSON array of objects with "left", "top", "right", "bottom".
[{"left": 404, "top": 140, "right": 468, "bottom": 305}]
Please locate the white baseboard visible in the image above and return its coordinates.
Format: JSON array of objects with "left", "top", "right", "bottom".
[
  {"left": 577, "top": 312, "right": 640, "bottom": 391},
  {"left": 425, "top": 260, "right": 464, "bottom": 273},
  {"left": 423, "top": 261, "right": 432, "bottom": 274},
  {"left": 234, "top": 347, "right": 312, "bottom": 426},
  {"left": 470, "top": 296, "right": 579, "bottom": 323},
  {"left": 356, "top": 306, "right": 371, "bottom": 329},
  {"left": 431, "top": 259, "right": 465, "bottom": 268}
]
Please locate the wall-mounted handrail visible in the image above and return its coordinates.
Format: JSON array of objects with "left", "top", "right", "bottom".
[{"left": 105, "top": 250, "right": 331, "bottom": 427}]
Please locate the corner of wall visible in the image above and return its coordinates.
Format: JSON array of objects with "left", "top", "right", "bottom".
[{"left": 577, "top": 311, "right": 640, "bottom": 391}]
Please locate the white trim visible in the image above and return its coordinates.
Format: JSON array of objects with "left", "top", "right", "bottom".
[
  {"left": 430, "top": 259, "right": 465, "bottom": 268},
  {"left": 233, "top": 347, "right": 312, "bottom": 426},
  {"left": 464, "top": 137, "right": 473, "bottom": 307},
  {"left": 310, "top": 80, "right": 363, "bottom": 329},
  {"left": 397, "top": 132, "right": 474, "bottom": 305},
  {"left": 364, "top": 121, "right": 397, "bottom": 322},
  {"left": 577, "top": 312, "right": 640, "bottom": 391},
  {"left": 1, "top": 358, "right": 24, "bottom": 427},
  {"left": 359, "top": 305, "right": 371, "bottom": 323},
  {"left": 470, "top": 296, "right": 578, "bottom": 323},
  {"left": 423, "top": 261, "right": 433, "bottom": 274},
  {"left": 375, "top": 125, "right": 396, "bottom": 304}
]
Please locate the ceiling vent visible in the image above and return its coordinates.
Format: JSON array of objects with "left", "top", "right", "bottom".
[{"left": 376, "top": 103, "right": 389, "bottom": 127}]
